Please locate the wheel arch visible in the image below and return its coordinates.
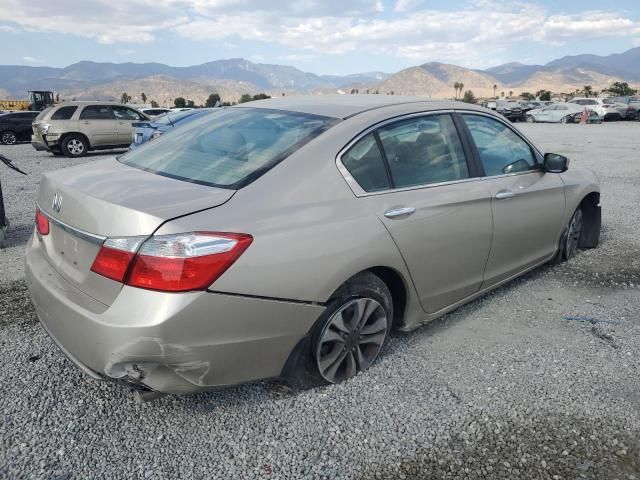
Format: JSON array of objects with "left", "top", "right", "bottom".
[{"left": 326, "top": 266, "right": 410, "bottom": 329}]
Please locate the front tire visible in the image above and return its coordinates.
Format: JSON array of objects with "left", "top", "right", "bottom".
[
  {"left": 563, "top": 207, "right": 583, "bottom": 261},
  {"left": 61, "top": 134, "right": 88, "bottom": 158},
  {"left": 1, "top": 130, "right": 17, "bottom": 145},
  {"left": 526, "top": 115, "right": 535, "bottom": 123},
  {"left": 294, "top": 272, "right": 393, "bottom": 388}
]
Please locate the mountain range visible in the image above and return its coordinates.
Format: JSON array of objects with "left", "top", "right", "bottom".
[{"left": 1, "top": 48, "right": 638, "bottom": 105}]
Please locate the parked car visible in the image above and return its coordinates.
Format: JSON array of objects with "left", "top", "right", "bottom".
[
  {"left": 130, "top": 108, "right": 217, "bottom": 149},
  {"left": 525, "top": 103, "right": 600, "bottom": 123},
  {"left": 603, "top": 96, "right": 640, "bottom": 120},
  {"left": 0, "top": 111, "right": 39, "bottom": 145},
  {"left": 141, "top": 108, "right": 171, "bottom": 119},
  {"left": 26, "top": 96, "right": 601, "bottom": 397},
  {"left": 494, "top": 100, "right": 525, "bottom": 122},
  {"left": 567, "top": 98, "right": 623, "bottom": 121},
  {"left": 31, "top": 102, "right": 150, "bottom": 157}
]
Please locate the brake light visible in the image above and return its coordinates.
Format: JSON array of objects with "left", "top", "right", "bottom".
[
  {"left": 35, "top": 209, "right": 50, "bottom": 235},
  {"left": 90, "top": 232, "right": 252, "bottom": 292},
  {"left": 90, "top": 236, "right": 146, "bottom": 282}
]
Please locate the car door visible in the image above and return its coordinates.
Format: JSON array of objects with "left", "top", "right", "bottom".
[
  {"left": 338, "top": 113, "right": 493, "bottom": 314},
  {"left": 78, "top": 105, "right": 117, "bottom": 146},
  {"left": 460, "top": 113, "right": 565, "bottom": 287},
  {"left": 552, "top": 105, "right": 571, "bottom": 122},
  {"left": 111, "top": 106, "right": 146, "bottom": 145}
]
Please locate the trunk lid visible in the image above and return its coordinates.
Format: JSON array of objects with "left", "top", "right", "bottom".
[{"left": 36, "top": 158, "right": 235, "bottom": 305}]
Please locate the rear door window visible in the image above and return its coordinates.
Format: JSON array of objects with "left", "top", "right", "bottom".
[
  {"left": 463, "top": 114, "right": 537, "bottom": 176},
  {"left": 378, "top": 114, "right": 470, "bottom": 188},
  {"left": 340, "top": 133, "right": 391, "bottom": 192},
  {"left": 80, "top": 105, "right": 114, "bottom": 120},
  {"left": 51, "top": 106, "right": 78, "bottom": 120},
  {"left": 119, "top": 108, "right": 337, "bottom": 189}
]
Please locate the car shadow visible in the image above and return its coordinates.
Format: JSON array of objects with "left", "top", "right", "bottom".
[{"left": 2, "top": 222, "right": 33, "bottom": 249}]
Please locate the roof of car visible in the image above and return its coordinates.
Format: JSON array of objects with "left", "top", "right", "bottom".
[{"left": 233, "top": 95, "right": 486, "bottom": 119}]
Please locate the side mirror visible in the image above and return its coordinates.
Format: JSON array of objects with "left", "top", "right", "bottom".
[{"left": 543, "top": 153, "right": 569, "bottom": 173}]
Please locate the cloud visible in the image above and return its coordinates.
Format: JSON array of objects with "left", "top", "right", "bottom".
[
  {"left": 394, "top": 0, "right": 423, "bottom": 13},
  {"left": 0, "top": 24, "right": 19, "bottom": 33},
  {"left": 0, "top": 0, "right": 638, "bottom": 68},
  {"left": 23, "top": 56, "right": 44, "bottom": 63}
]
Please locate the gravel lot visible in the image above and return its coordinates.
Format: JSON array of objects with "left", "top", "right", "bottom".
[{"left": 1, "top": 124, "right": 639, "bottom": 479}]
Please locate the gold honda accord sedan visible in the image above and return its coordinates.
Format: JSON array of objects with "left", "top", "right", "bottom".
[{"left": 26, "top": 96, "right": 601, "bottom": 397}]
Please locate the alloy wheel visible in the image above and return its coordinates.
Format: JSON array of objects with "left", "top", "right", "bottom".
[
  {"left": 1, "top": 132, "right": 16, "bottom": 145},
  {"left": 316, "top": 298, "right": 388, "bottom": 383},
  {"left": 565, "top": 209, "right": 583, "bottom": 259},
  {"left": 67, "top": 139, "right": 85, "bottom": 155}
]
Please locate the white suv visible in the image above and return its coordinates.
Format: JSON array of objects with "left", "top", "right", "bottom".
[{"left": 567, "top": 98, "right": 623, "bottom": 121}]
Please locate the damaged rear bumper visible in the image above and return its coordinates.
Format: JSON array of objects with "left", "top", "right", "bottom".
[{"left": 25, "top": 234, "right": 324, "bottom": 394}]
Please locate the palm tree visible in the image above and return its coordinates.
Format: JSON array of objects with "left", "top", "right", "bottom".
[
  {"left": 454, "top": 82, "right": 460, "bottom": 99},
  {"left": 583, "top": 85, "right": 593, "bottom": 98},
  {"left": 459, "top": 83, "right": 464, "bottom": 99},
  {"left": 509, "top": 90, "right": 513, "bottom": 98},
  {"left": 501, "top": 91, "right": 505, "bottom": 98},
  {"left": 493, "top": 84, "right": 497, "bottom": 98}
]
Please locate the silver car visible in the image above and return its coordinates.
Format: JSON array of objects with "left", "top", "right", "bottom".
[
  {"left": 26, "top": 96, "right": 601, "bottom": 397},
  {"left": 525, "top": 103, "right": 597, "bottom": 123}
]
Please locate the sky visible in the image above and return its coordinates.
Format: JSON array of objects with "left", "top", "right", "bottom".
[{"left": 0, "top": 0, "right": 639, "bottom": 75}]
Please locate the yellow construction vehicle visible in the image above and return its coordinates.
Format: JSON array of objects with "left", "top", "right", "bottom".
[{"left": 0, "top": 91, "right": 55, "bottom": 112}]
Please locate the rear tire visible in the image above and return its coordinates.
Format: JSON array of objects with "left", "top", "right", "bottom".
[
  {"left": 526, "top": 115, "right": 535, "bottom": 123},
  {"left": 288, "top": 272, "right": 393, "bottom": 388},
  {"left": 561, "top": 115, "right": 571, "bottom": 124},
  {"left": 1, "top": 130, "right": 17, "bottom": 145},
  {"left": 61, "top": 134, "right": 88, "bottom": 158}
]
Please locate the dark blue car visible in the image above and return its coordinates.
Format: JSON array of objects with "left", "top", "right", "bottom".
[{"left": 129, "top": 108, "right": 217, "bottom": 149}]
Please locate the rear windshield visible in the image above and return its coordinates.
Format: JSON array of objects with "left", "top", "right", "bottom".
[
  {"left": 36, "top": 107, "right": 53, "bottom": 121},
  {"left": 119, "top": 108, "right": 338, "bottom": 189}
]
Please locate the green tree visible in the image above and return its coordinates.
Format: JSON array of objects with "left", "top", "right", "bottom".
[
  {"left": 520, "top": 92, "right": 535, "bottom": 100},
  {"left": 205, "top": 93, "right": 221, "bottom": 107},
  {"left": 453, "top": 82, "right": 460, "bottom": 99},
  {"left": 150, "top": 100, "right": 159, "bottom": 108},
  {"left": 535, "top": 89, "right": 551, "bottom": 101},
  {"left": 508, "top": 90, "right": 513, "bottom": 98},
  {"left": 120, "top": 92, "right": 131, "bottom": 104},
  {"left": 583, "top": 85, "right": 593, "bottom": 98},
  {"left": 239, "top": 94, "right": 253, "bottom": 103},
  {"left": 186, "top": 99, "right": 195, "bottom": 108},
  {"left": 609, "top": 82, "right": 637, "bottom": 96},
  {"left": 174, "top": 97, "right": 186, "bottom": 108},
  {"left": 461, "top": 90, "right": 477, "bottom": 104},
  {"left": 141, "top": 92, "right": 147, "bottom": 104},
  {"left": 493, "top": 84, "right": 497, "bottom": 98}
]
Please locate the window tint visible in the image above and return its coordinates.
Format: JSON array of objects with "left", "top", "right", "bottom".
[
  {"left": 120, "top": 108, "right": 336, "bottom": 189},
  {"left": 112, "top": 106, "right": 143, "bottom": 120},
  {"left": 80, "top": 105, "right": 113, "bottom": 120},
  {"left": 378, "top": 114, "right": 469, "bottom": 188},
  {"left": 51, "top": 106, "right": 78, "bottom": 120},
  {"left": 463, "top": 114, "right": 537, "bottom": 176},
  {"left": 341, "top": 134, "right": 391, "bottom": 192}
]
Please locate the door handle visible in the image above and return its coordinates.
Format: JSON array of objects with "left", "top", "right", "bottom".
[
  {"left": 384, "top": 207, "right": 416, "bottom": 219},
  {"left": 495, "top": 190, "right": 515, "bottom": 200},
  {"left": 82, "top": 121, "right": 90, "bottom": 124}
]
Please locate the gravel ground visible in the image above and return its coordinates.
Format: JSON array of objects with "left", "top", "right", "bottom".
[{"left": 1, "top": 124, "right": 639, "bottom": 480}]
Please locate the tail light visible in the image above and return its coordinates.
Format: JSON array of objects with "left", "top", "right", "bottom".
[
  {"left": 35, "top": 209, "right": 50, "bottom": 235},
  {"left": 91, "top": 232, "right": 252, "bottom": 292}
]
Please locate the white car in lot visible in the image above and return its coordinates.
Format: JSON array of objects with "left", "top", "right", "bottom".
[
  {"left": 567, "top": 98, "right": 623, "bottom": 121},
  {"left": 525, "top": 103, "right": 598, "bottom": 123}
]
